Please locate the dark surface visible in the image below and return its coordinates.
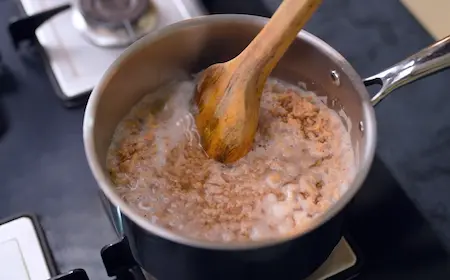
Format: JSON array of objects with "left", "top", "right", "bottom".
[
  {"left": 123, "top": 206, "right": 344, "bottom": 280},
  {"left": 0, "top": 0, "right": 450, "bottom": 279},
  {"left": 347, "top": 157, "right": 450, "bottom": 279}
]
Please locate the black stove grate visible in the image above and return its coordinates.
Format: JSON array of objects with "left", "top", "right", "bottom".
[{"left": 50, "top": 235, "right": 362, "bottom": 280}]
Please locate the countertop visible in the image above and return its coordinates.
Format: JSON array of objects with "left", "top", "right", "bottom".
[{"left": 1, "top": 0, "right": 450, "bottom": 279}]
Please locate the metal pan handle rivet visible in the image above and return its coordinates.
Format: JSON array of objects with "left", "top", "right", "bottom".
[{"left": 330, "top": 70, "right": 340, "bottom": 86}]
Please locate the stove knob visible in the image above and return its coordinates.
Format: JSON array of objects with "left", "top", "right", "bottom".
[{"left": 49, "top": 269, "right": 90, "bottom": 280}]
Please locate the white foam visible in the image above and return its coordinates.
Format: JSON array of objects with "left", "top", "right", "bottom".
[{"left": 107, "top": 78, "right": 357, "bottom": 242}]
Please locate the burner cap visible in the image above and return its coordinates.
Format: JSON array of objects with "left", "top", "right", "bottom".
[{"left": 78, "top": 0, "right": 150, "bottom": 28}]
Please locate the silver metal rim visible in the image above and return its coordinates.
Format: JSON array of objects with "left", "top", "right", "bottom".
[{"left": 83, "top": 14, "right": 377, "bottom": 250}]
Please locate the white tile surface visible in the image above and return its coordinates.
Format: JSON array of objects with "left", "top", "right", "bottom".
[{"left": 0, "top": 217, "right": 51, "bottom": 280}]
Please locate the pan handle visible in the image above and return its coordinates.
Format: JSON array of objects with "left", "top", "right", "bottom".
[{"left": 363, "top": 35, "right": 450, "bottom": 106}]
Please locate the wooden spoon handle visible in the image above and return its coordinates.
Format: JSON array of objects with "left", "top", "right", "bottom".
[{"left": 234, "top": 0, "right": 322, "bottom": 84}]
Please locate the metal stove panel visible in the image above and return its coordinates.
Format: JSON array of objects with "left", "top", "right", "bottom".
[{"left": 19, "top": 0, "right": 205, "bottom": 100}]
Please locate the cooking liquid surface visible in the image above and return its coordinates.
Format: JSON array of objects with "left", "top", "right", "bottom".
[{"left": 107, "top": 79, "right": 355, "bottom": 242}]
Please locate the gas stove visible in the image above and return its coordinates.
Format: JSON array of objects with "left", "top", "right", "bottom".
[
  {"left": 9, "top": 0, "right": 205, "bottom": 106},
  {"left": 3, "top": 2, "right": 362, "bottom": 279}
]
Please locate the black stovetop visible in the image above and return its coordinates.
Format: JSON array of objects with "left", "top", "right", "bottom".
[
  {"left": 1, "top": 0, "right": 450, "bottom": 279},
  {"left": 347, "top": 157, "right": 450, "bottom": 279}
]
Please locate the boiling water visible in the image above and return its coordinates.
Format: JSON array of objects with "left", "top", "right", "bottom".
[{"left": 107, "top": 78, "right": 355, "bottom": 242}]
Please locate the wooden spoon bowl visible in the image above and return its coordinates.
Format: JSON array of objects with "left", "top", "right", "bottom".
[{"left": 194, "top": 0, "right": 323, "bottom": 163}]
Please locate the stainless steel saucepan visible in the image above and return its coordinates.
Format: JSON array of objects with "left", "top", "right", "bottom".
[{"left": 83, "top": 15, "right": 450, "bottom": 280}]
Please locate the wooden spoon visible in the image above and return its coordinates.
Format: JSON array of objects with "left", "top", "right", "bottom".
[{"left": 194, "top": 0, "right": 322, "bottom": 163}]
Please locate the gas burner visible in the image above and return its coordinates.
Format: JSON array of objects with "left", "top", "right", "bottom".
[
  {"left": 79, "top": 0, "right": 150, "bottom": 29},
  {"left": 10, "top": 0, "right": 204, "bottom": 105},
  {"left": 73, "top": 0, "right": 157, "bottom": 47}
]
